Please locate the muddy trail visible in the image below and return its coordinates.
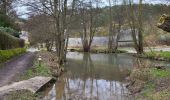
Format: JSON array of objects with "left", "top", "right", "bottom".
[{"left": 0, "top": 52, "right": 35, "bottom": 87}]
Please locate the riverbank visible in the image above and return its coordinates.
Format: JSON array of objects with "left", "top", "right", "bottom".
[
  {"left": 127, "top": 51, "right": 170, "bottom": 99},
  {"left": 2, "top": 51, "right": 61, "bottom": 100},
  {"left": 68, "top": 46, "right": 170, "bottom": 54},
  {"left": 2, "top": 50, "right": 170, "bottom": 99},
  {"left": 68, "top": 47, "right": 127, "bottom": 53},
  {"left": 133, "top": 51, "right": 170, "bottom": 62},
  {"left": 127, "top": 64, "right": 170, "bottom": 99}
]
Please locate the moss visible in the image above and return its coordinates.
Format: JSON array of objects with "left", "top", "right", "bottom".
[{"left": 4, "top": 90, "right": 39, "bottom": 100}]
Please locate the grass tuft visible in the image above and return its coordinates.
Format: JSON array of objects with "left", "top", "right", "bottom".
[
  {"left": 150, "top": 68, "right": 170, "bottom": 78},
  {"left": 19, "top": 61, "right": 51, "bottom": 80}
]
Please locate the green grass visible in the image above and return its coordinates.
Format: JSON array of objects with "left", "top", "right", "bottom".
[
  {"left": 159, "top": 51, "right": 170, "bottom": 58},
  {"left": 0, "top": 48, "right": 26, "bottom": 63},
  {"left": 144, "top": 89, "right": 170, "bottom": 100},
  {"left": 19, "top": 61, "right": 51, "bottom": 80},
  {"left": 150, "top": 68, "right": 170, "bottom": 78},
  {"left": 141, "top": 82, "right": 156, "bottom": 97},
  {"left": 130, "top": 67, "right": 170, "bottom": 99},
  {"left": 141, "top": 83, "right": 170, "bottom": 100},
  {"left": 146, "top": 51, "right": 170, "bottom": 59}
]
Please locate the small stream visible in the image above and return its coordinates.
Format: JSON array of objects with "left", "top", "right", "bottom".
[{"left": 42, "top": 52, "right": 170, "bottom": 100}]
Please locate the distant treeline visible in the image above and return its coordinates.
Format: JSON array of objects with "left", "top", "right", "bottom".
[
  {"left": 0, "top": 30, "right": 24, "bottom": 50},
  {"left": 98, "top": 4, "right": 170, "bottom": 26},
  {"left": 69, "top": 4, "right": 170, "bottom": 37}
]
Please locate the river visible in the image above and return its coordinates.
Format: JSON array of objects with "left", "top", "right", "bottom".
[{"left": 42, "top": 52, "right": 170, "bottom": 100}]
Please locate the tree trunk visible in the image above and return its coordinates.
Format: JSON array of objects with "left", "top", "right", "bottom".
[
  {"left": 108, "top": 0, "right": 114, "bottom": 52},
  {"left": 83, "top": 46, "right": 90, "bottom": 52},
  {"left": 137, "top": 0, "right": 144, "bottom": 54},
  {"left": 83, "top": 40, "right": 91, "bottom": 52},
  {"left": 46, "top": 40, "right": 53, "bottom": 52}
]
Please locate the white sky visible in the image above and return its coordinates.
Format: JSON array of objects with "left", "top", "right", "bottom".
[{"left": 16, "top": 0, "right": 170, "bottom": 19}]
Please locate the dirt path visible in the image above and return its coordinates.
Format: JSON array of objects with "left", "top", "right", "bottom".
[{"left": 0, "top": 52, "right": 35, "bottom": 87}]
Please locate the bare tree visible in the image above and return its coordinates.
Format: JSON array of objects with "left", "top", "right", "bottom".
[
  {"left": 77, "top": 0, "right": 99, "bottom": 52},
  {"left": 20, "top": 0, "right": 77, "bottom": 65},
  {"left": 108, "top": 0, "right": 115, "bottom": 52},
  {"left": 125, "top": 0, "right": 144, "bottom": 54},
  {"left": 114, "top": 1, "right": 125, "bottom": 51},
  {"left": 0, "top": 0, "right": 19, "bottom": 17},
  {"left": 25, "top": 14, "right": 55, "bottom": 51},
  {"left": 107, "top": 0, "right": 125, "bottom": 52}
]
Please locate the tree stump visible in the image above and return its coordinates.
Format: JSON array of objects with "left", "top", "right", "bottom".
[{"left": 157, "top": 14, "right": 170, "bottom": 32}]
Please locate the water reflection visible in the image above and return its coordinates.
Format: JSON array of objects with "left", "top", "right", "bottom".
[{"left": 43, "top": 52, "right": 170, "bottom": 100}]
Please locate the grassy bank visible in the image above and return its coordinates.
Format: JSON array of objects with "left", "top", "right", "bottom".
[
  {"left": 142, "top": 68, "right": 170, "bottom": 100},
  {"left": 18, "top": 61, "right": 52, "bottom": 81},
  {"left": 128, "top": 67, "right": 170, "bottom": 100},
  {"left": 0, "top": 48, "right": 26, "bottom": 63},
  {"left": 146, "top": 51, "right": 170, "bottom": 59},
  {"left": 133, "top": 51, "right": 170, "bottom": 61}
]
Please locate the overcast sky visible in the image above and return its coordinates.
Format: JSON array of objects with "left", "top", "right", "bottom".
[{"left": 16, "top": 0, "right": 170, "bottom": 19}]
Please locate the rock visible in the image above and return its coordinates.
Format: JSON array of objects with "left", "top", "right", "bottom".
[{"left": 0, "top": 76, "right": 53, "bottom": 95}]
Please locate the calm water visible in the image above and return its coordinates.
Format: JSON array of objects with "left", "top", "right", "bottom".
[{"left": 43, "top": 52, "right": 170, "bottom": 100}]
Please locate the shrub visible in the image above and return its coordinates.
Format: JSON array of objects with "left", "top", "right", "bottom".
[
  {"left": 0, "top": 27, "right": 21, "bottom": 38},
  {"left": 0, "top": 30, "right": 25, "bottom": 50},
  {"left": 0, "top": 48, "right": 26, "bottom": 63}
]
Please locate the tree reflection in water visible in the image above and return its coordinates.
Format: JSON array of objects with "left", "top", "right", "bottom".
[{"left": 44, "top": 52, "right": 167, "bottom": 100}]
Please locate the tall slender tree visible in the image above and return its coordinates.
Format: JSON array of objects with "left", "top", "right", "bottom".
[{"left": 125, "top": 0, "right": 144, "bottom": 54}]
